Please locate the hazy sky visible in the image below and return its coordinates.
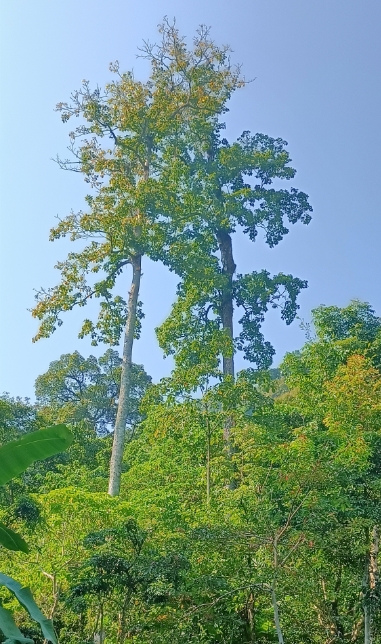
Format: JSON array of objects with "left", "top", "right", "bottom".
[{"left": 1, "top": 0, "right": 380, "bottom": 399}]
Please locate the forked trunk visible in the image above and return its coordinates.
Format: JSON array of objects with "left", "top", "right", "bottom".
[{"left": 108, "top": 254, "right": 142, "bottom": 496}]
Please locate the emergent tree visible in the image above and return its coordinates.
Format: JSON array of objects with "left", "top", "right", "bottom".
[
  {"left": 156, "top": 128, "right": 312, "bottom": 442},
  {"left": 31, "top": 21, "right": 244, "bottom": 495}
]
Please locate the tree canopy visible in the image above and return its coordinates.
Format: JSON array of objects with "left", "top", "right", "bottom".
[{"left": 35, "top": 349, "right": 151, "bottom": 436}]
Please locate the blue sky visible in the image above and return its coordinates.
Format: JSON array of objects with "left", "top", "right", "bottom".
[{"left": 1, "top": 0, "right": 380, "bottom": 399}]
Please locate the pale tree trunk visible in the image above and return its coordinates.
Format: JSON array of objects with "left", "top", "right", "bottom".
[
  {"left": 42, "top": 571, "right": 59, "bottom": 644},
  {"left": 108, "top": 253, "right": 142, "bottom": 496},
  {"left": 369, "top": 525, "right": 379, "bottom": 594},
  {"left": 108, "top": 155, "right": 149, "bottom": 497},
  {"left": 245, "top": 592, "right": 255, "bottom": 643},
  {"left": 364, "top": 596, "right": 371, "bottom": 644},
  {"left": 271, "top": 583, "right": 284, "bottom": 644}
]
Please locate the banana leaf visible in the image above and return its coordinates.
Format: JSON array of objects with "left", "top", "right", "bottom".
[
  {"left": 0, "top": 425, "right": 73, "bottom": 486},
  {"left": 0, "top": 524, "right": 28, "bottom": 554},
  {"left": 0, "top": 574, "right": 57, "bottom": 643},
  {"left": 0, "top": 605, "right": 34, "bottom": 643}
]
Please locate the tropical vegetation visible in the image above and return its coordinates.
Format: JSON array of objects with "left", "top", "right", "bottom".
[{"left": 1, "top": 21, "right": 379, "bottom": 644}]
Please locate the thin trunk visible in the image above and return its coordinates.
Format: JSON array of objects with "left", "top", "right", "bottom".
[
  {"left": 364, "top": 604, "right": 371, "bottom": 644},
  {"left": 369, "top": 525, "right": 379, "bottom": 592},
  {"left": 93, "top": 605, "right": 104, "bottom": 644},
  {"left": 117, "top": 591, "right": 132, "bottom": 644},
  {"left": 328, "top": 567, "right": 345, "bottom": 641},
  {"left": 363, "top": 552, "right": 371, "bottom": 644},
  {"left": 42, "top": 572, "right": 59, "bottom": 644},
  {"left": 99, "top": 607, "right": 104, "bottom": 644},
  {"left": 271, "top": 583, "right": 284, "bottom": 644},
  {"left": 364, "top": 525, "right": 379, "bottom": 644},
  {"left": 271, "top": 539, "right": 284, "bottom": 644},
  {"left": 245, "top": 592, "right": 255, "bottom": 643},
  {"left": 108, "top": 254, "right": 142, "bottom": 496}
]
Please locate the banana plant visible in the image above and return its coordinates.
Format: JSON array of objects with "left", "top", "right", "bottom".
[{"left": 0, "top": 425, "right": 73, "bottom": 644}]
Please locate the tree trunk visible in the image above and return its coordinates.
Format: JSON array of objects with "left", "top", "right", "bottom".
[
  {"left": 364, "top": 602, "right": 371, "bottom": 644},
  {"left": 369, "top": 525, "right": 379, "bottom": 593},
  {"left": 108, "top": 254, "right": 142, "bottom": 496},
  {"left": 364, "top": 525, "right": 379, "bottom": 644},
  {"left": 216, "top": 229, "right": 236, "bottom": 457},
  {"left": 243, "top": 591, "right": 255, "bottom": 643},
  {"left": 216, "top": 229, "right": 236, "bottom": 382},
  {"left": 270, "top": 539, "right": 284, "bottom": 644},
  {"left": 363, "top": 551, "right": 371, "bottom": 644},
  {"left": 206, "top": 411, "right": 211, "bottom": 505},
  {"left": 271, "top": 583, "right": 284, "bottom": 644}
]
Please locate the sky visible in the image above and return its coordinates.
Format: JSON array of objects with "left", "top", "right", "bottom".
[{"left": 0, "top": 0, "right": 380, "bottom": 400}]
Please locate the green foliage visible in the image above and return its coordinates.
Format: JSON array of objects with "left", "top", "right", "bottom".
[
  {"left": 0, "top": 396, "right": 41, "bottom": 445},
  {"left": 0, "top": 574, "right": 57, "bottom": 644},
  {"left": 64, "top": 519, "right": 192, "bottom": 643},
  {"left": 30, "top": 19, "right": 248, "bottom": 495},
  {"left": 0, "top": 426, "right": 73, "bottom": 488},
  {"left": 0, "top": 426, "right": 73, "bottom": 644},
  {"left": 313, "top": 300, "right": 381, "bottom": 343},
  {"left": 31, "top": 21, "right": 243, "bottom": 347},
  {"left": 2, "top": 315, "right": 381, "bottom": 641},
  {"left": 4, "top": 16, "right": 381, "bottom": 644},
  {"left": 0, "top": 524, "right": 28, "bottom": 554},
  {"left": 157, "top": 129, "right": 312, "bottom": 385},
  {"left": 35, "top": 349, "right": 151, "bottom": 435},
  {"left": 235, "top": 270, "right": 307, "bottom": 368}
]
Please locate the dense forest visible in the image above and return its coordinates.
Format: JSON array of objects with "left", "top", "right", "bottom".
[{"left": 0, "top": 21, "right": 379, "bottom": 644}]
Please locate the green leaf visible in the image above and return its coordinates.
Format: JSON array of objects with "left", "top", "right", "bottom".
[
  {"left": 0, "top": 605, "right": 34, "bottom": 643},
  {"left": 0, "top": 523, "right": 29, "bottom": 553},
  {"left": 0, "top": 425, "right": 73, "bottom": 486},
  {"left": 0, "top": 574, "right": 57, "bottom": 644}
]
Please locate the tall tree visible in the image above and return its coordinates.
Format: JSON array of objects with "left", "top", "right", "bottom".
[
  {"left": 31, "top": 21, "right": 243, "bottom": 495},
  {"left": 156, "top": 129, "right": 312, "bottom": 442}
]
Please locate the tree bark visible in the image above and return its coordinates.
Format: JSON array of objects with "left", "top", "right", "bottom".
[
  {"left": 364, "top": 600, "right": 371, "bottom": 644},
  {"left": 271, "top": 539, "right": 285, "bottom": 644},
  {"left": 206, "top": 411, "right": 211, "bottom": 505},
  {"left": 216, "top": 228, "right": 236, "bottom": 382},
  {"left": 369, "top": 525, "right": 379, "bottom": 592},
  {"left": 216, "top": 229, "right": 236, "bottom": 456},
  {"left": 364, "top": 525, "right": 379, "bottom": 644},
  {"left": 108, "top": 254, "right": 142, "bottom": 496},
  {"left": 363, "top": 551, "right": 371, "bottom": 644},
  {"left": 271, "top": 583, "right": 284, "bottom": 644}
]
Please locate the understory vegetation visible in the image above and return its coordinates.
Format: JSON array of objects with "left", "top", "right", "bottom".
[{"left": 1, "top": 301, "right": 380, "bottom": 643}]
